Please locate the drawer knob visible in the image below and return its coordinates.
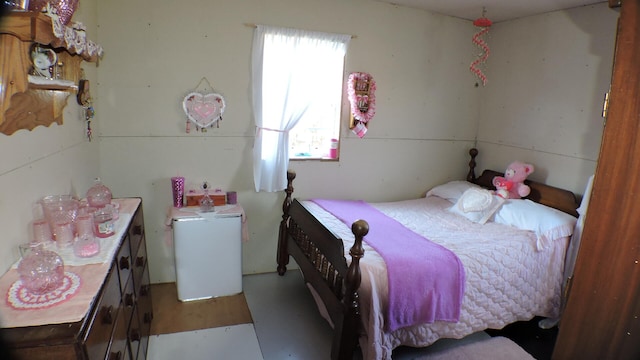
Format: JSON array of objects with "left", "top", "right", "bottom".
[
  {"left": 108, "top": 351, "right": 122, "bottom": 360},
  {"left": 119, "top": 256, "right": 130, "bottom": 270},
  {"left": 144, "top": 311, "right": 154, "bottom": 324},
  {"left": 101, "top": 305, "right": 114, "bottom": 324},
  {"left": 136, "top": 256, "right": 145, "bottom": 267},
  {"left": 133, "top": 225, "right": 143, "bottom": 235},
  {"left": 125, "top": 293, "right": 135, "bottom": 307},
  {"left": 130, "top": 328, "right": 141, "bottom": 342},
  {"left": 140, "top": 284, "right": 149, "bottom": 296}
]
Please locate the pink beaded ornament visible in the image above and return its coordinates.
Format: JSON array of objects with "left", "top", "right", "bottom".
[{"left": 30, "top": 0, "right": 79, "bottom": 25}]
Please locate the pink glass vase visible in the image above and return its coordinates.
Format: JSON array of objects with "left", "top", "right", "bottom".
[
  {"left": 17, "top": 244, "right": 65, "bottom": 295},
  {"left": 29, "top": 0, "right": 79, "bottom": 25},
  {"left": 86, "top": 178, "right": 112, "bottom": 208}
]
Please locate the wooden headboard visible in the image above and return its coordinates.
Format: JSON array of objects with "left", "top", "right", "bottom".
[{"left": 466, "top": 148, "right": 580, "bottom": 217}]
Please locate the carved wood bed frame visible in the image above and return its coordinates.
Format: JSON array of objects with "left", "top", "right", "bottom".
[{"left": 276, "top": 148, "right": 579, "bottom": 360}]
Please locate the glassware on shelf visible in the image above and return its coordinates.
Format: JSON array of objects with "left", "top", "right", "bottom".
[
  {"left": 17, "top": 243, "right": 65, "bottom": 295},
  {"left": 53, "top": 222, "right": 75, "bottom": 249},
  {"left": 86, "top": 177, "right": 112, "bottom": 208},
  {"left": 40, "top": 195, "right": 79, "bottom": 239},
  {"left": 199, "top": 182, "right": 214, "bottom": 212},
  {"left": 75, "top": 214, "right": 94, "bottom": 238},
  {"left": 74, "top": 234, "right": 100, "bottom": 258},
  {"left": 32, "top": 219, "right": 53, "bottom": 243},
  {"left": 93, "top": 206, "right": 115, "bottom": 238}
]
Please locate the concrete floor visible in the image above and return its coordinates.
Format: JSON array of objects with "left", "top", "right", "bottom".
[{"left": 147, "top": 270, "right": 549, "bottom": 360}]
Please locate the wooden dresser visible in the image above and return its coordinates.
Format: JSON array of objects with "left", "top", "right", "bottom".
[{"left": 0, "top": 198, "right": 153, "bottom": 360}]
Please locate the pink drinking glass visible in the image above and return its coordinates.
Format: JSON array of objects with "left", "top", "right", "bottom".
[
  {"left": 75, "top": 214, "right": 95, "bottom": 238},
  {"left": 54, "top": 222, "right": 75, "bottom": 249},
  {"left": 32, "top": 219, "right": 53, "bottom": 243}
]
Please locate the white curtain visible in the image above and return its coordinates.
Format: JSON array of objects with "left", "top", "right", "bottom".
[{"left": 251, "top": 25, "right": 350, "bottom": 192}]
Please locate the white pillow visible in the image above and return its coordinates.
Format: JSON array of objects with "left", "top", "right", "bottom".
[
  {"left": 449, "top": 188, "right": 505, "bottom": 224},
  {"left": 426, "top": 181, "right": 481, "bottom": 203},
  {"left": 494, "top": 199, "right": 578, "bottom": 251}
]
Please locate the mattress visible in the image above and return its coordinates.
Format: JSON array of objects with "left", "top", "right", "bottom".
[{"left": 301, "top": 196, "right": 568, "bottom": 360}]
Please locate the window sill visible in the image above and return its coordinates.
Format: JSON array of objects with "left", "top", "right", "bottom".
[{"left": 290, "top": 156, "right": 339, "bottom": 162}]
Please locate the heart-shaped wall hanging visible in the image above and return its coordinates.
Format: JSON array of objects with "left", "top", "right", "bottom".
[{"left": 182, "top": 92, "right": 226, "bottom": 128}]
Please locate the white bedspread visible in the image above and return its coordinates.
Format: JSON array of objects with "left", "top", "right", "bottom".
[{"left": 301, "top": 196, "right": 567, "bottom": 360}]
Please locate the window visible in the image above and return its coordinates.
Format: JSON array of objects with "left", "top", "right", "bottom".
[{"left": 251, "top": 26, "right": 350, "bottom": 192}]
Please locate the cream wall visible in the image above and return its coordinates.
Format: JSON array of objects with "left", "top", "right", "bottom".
[
  {"left": 0, "top": 2, "right": 100, "bottom": 275},
  {"left": 95, "top": 0, "right": 478, "bottom": 283},
  {"left": 476, "top": 3, "right": 618, "bottom": 194},
  {"left": 0, "top": 1, "right": 618, "bottom": 284}
]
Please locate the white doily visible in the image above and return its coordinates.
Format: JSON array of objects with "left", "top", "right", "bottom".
[{"left": 7, "top": 272, "right": 81, "bottom": 310}]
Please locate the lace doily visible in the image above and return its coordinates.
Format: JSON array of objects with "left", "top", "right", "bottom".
[
  {"left": 49, "top": 13, "right": 104, "bottom": 59},
  {"left": 7, "top": 272, "right": 81, "bottom": 310}
]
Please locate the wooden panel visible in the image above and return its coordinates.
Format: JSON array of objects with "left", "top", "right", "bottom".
[
  {"left": 553, "top": 1, "right": 640, "bottom": 359},
  {"left": 8, "top": 343, "right": 79, "bottom": 360},
  {"left": 85, "top": 265, "right": 121, "bottom": 360},
  {"left": 0, "top": 12, "right": 99, "bottom": 61},
  {"left": 116, "top": 236, "right": 132, "bottom": 294},
  {"left": 136, "top": 265, "right": 152, "bottom": 360},
  {"left": 106, "top": 306, "right": 130, "bottom": 360},
  {"left": 128, "top": 207, "right": 144, "bottom": 259},
  {"left": 128, "top": 306, "right": 141, "bottom": 360},
  {"left": 474, "top": 169, "right": 579, "bottom": 216},
  {"left": 132, "top": 236, "right": 147, "bottom": 294},
  {"left": 0, "top": 11, "right": 57, "bottom": 46},
  {"left": 0, "top": 11, "right": 100, "bottom": 135}
]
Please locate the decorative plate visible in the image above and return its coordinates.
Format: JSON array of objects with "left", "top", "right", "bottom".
[{"left": 182, "top": 92, "right": 226, "bottom": 128}]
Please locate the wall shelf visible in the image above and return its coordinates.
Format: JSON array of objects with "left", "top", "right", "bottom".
[{"left": 0, "top": 11, "right": 102, "bottom": 135}]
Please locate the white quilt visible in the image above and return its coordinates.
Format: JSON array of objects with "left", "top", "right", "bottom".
[{"left": 301, "top": 196, "right": 567, "bottom": 360}]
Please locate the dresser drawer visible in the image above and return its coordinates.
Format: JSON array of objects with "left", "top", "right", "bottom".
[
  {"left": 128, "top": 207, "right": 144, "bottom": 257},
  {"left": 105, "top": 304, "right": 130, "bottom": 360},
  {"left": 116, "top": 236, "right": 132, "bottom": 294},
  {"left": 128, "top": 305, "right": 142, "bottom": 360},
  {"left": 85, "top": 265, "right": 121, "bottom": 360},
  {"left": 136, "top": 264, "right": 152, "bottom": 360},
  {"left": 132, "top": 236, "right": 147, "bottom": 294},
  {"left": 122, "top": 275, "right": 136, "bottom": 327}
]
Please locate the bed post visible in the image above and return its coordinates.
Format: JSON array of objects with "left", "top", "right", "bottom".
[
  {"left": 335, "top": 219, "right": 368, "bottom": 360},
  {"left": 466, "top": 148, "right": 478, "bottom": 183},
  {"left": 277, "top": 170, "right": 296, "bottom": 275}
]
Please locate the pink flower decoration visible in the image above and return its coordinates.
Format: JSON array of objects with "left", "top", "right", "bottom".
[{"left": 347, "top": 72, "right": 376, "bottom": 123}]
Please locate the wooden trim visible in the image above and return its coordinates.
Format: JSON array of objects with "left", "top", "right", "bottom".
[
  {"left": 473, "top": 169, "right": 579, "bottom": 217},
  {"left": 553, "top": 0, "right": 640, "bottom": 359}
]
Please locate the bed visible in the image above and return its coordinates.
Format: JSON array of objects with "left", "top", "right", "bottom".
[{"left": 276, "top": 148, "right": 580, "bottom": 360}]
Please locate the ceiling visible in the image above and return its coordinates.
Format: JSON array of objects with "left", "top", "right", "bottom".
[{"left": 375, "top": 0, "right": 605, "bottom": 23}]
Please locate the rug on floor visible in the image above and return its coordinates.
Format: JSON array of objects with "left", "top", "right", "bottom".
[
  {"left": 150, "top": 283, "right": 252, "bottom": 335},
  {"left": 147, "top": 324, "right": 263, "bottom": 360},
  {"left": 417, "top": 336, "right": 535, "bottom": 360}
]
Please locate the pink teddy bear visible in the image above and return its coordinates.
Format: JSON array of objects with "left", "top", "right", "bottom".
[{"left": 492, "top": 161, "right": 535, "bottom": 199}]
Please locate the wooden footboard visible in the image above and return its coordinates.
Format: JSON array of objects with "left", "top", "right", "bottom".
[{"left": 277, "top": 171, "right": 368, "bottom": 360}]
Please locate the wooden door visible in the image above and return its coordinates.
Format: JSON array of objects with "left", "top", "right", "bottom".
[{"left": 552, "top": 0, "right": 640, "bottom": 359}]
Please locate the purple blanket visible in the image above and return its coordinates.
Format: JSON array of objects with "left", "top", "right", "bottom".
[{"left": 312, "top": 199, "right": 465, "bottom": 331}]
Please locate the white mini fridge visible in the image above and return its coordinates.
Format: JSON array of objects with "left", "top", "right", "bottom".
[{"left": 172, "top": 206, "right": 242, "bottom": 301}]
